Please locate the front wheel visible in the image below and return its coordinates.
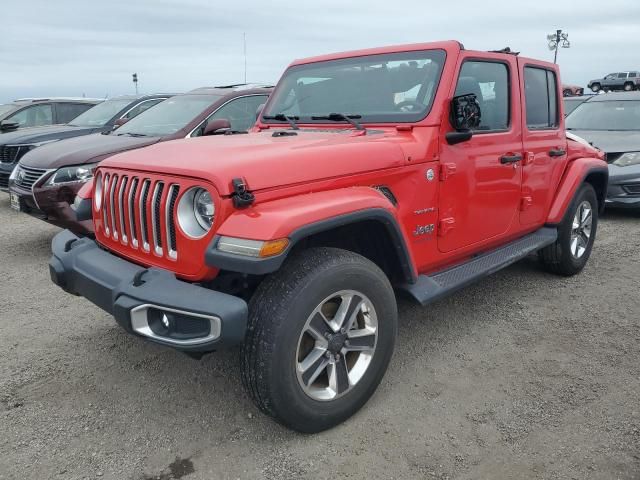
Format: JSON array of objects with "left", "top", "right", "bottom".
[
  {"left": 538, "top": 183, "right": 598, "bottom": 276},
  {"left": 590, "top": 83, "right": 601, "bottom": 93},
  {"left": 241, "top": 247, "right": 397, "bottom": 433}
]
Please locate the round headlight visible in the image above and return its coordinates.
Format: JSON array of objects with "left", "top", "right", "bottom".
[
  {"left": 94, "top": 173, "right": 103, "bottom": 211},
  {"left": 177, "top": 187, "right": 215, "bottom": 238}
]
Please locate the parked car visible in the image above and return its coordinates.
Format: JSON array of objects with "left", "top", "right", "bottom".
[
  {"left": 563, "top": 95, "right": 591, "bottom": 116},
  {"left": 587, "top": 72, "right": 640, "bottom": 93},
  {"left": 562, "top": 84, "right": 584, "bottom": 97},
  {"left": 49, "top": 41, "right": 606, "bottom": 433},
  {"left": 8, "top": 85, "right": 272, "bottom": 234},
  {"left": 0, "top": 98, "right": 101, "bottom": 132},
  {"left": 566, "top": 92, "right": 640, "bottom": 208},
  {"left": 0, "top": 94, "right": 171, "bottom": 191}
]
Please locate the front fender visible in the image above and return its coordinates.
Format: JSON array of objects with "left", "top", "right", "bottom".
[
  {"left": 205, "top": 187, "right": 416, "bottom": 280},
  {"left": 546, "top": 158, "right": 608, "bottom": 224}
]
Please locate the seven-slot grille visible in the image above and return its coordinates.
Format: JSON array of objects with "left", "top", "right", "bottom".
[
  {"left": 100, "top": 173, "right": 180, "bottom": 259},
  {"left": 13, "top": 165, "right": 48, "bottom": 189}
]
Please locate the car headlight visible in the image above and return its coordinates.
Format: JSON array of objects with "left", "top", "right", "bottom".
[
  {"left": 46, "top": 163, "right": 98, "bottom": 186},
  {"left": 612, "top": 152, "right": 640, "bottom": 167},
  {"left": 177, "top": 187, "right": 215, "bottom": 238}
]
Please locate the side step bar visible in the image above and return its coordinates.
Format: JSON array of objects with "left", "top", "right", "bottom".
[{"left": 401, "top": 227, "right": 557, "bottom": 305}]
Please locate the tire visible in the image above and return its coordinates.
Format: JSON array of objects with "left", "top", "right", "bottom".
[
  {"left": 241, "top": 247, "right": 397, "bottom": 433},
  {"left": 538, "top": 183, "right": 598, "bottom": 276},
  {"left": 624, "top": 82, "right": 634, "bottom": 92},
  {"left": 590, "top": 83, "right": 601, "bottom": 93}
]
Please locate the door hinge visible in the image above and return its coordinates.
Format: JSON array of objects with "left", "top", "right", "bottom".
[
  {"left": 439, "top": 163, "right": 457, "bottom": 181},
  {"left": 438, "top": 217, "right": 456, "bottom": 236},
  {"left": 520, "top": 196, "right": 533, "bottom": 211}
]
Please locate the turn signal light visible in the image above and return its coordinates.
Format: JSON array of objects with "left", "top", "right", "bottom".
[{"left": 259, "top": 238, "right": 289, "bottom": 257}]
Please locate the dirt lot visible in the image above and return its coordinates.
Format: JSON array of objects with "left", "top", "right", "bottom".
[{"left": 0, "top": 194, "right": 639, "bottom": 480}]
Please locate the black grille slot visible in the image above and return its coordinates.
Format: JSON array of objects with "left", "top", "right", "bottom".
[
  {"left": 139, "top": 180, "right": 151, "bottom": 250},
  {"left": 117, "top": 176, "right": 128, "bottom": 243},
  {"left": 0, "top": 173, "right": 9, "bottom": 189},
  {"left": 152, "top": 182, "right": 165, "bottom": 251},
  {"left": 0, "top": 146, "right": 24, "bottom": 164},
  {"left": 166, "top": 185, "right": 180, "bottom": 258},
  {"left": 128, "top": 178, "right": 139, "bottom": 247}
]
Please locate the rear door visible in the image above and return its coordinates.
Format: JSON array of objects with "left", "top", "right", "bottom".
[
  {"left": 437, "top": 53, "right": 523, "bottom": 253},
  {"left": 518, "top": 61, "right": 568, "bottom": 226}
]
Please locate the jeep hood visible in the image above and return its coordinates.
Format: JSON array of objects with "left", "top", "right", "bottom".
[
  {"left": 20, "top": 133, "right": 159, "bottom": 169},
  {"left": 101, "top": 130, "right": 408, "bottom": 195}
]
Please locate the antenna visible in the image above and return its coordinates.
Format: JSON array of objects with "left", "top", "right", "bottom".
[{"left": 243, "top": 32, "right": 247, "bottom": 84}]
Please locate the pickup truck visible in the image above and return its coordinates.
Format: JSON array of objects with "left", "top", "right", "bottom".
[{"left": 49, "top": 41, "right": 608, "bottom": 433}]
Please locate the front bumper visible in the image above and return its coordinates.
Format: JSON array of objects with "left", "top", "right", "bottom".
[
  {"left": 49, "top": 230, "right": 248, "bottom": 352},
  {"left": 10, "top": 181, "right": 93, "bottom": 235}
]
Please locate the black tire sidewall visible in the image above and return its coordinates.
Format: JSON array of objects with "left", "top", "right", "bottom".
[
  {"left": 557, "top": 183, "right": 598, "bottom": 272},
  {"left": 266, "top": 254, "right": 397, "bottom": 432}
]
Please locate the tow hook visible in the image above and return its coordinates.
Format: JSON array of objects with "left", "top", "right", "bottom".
[{"left": 231, "top": 177, "right": 255, "bottom": 208}]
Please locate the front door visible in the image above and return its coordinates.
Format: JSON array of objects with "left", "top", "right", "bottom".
[
  {"left": 518, "top": 61, "right": 568, "bottom": 225},
  {"left": 438, "top": 54, "right": 523, "bottom": 253}
]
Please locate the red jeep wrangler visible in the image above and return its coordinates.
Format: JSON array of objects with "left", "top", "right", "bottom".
[{"left": 49, "top": 41, "right": 607, "bottom": 433}]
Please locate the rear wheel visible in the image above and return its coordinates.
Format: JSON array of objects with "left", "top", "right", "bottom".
[
  {"left": 241, "top": 247, "right": 397, "bottom": 433},
  {"left": 590, "top": 83, "right": 601, "bottom": 93},
  {"left": 624, "top": 82, "right": 634, "bottom": 91},
  {"left": 539, "top": 183, "right": 598, "bottom": 276}
]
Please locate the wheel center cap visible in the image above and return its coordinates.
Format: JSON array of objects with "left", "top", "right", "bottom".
[{"left": 327, "top": 333, "right": 347, "bottom": 353}]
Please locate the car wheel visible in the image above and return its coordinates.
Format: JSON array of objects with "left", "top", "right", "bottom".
[
  {"left": 241, "top": 247, "right": 397, "bottom": 433},
  {"left": 538, "top": 183, "right": 598, "bottom": 276},
  {"left": 624, "top": 82, "right": 634, "bottom": 91},
  {"left": 590, "top": 83, "right": 601, "bottom": 92}
]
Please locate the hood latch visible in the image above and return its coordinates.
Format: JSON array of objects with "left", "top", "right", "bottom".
[{"left": 231, "top": 177, "right": 255, "bottom": 208}]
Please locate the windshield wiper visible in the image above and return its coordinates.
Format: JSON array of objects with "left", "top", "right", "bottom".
[
  {"left": 311, "top": 113, "right": 365, "bottom": 131},
  {"left": 263, "top": 114, "right": 300, "bottom": 130},
  {"left": 116, "top": 132, "right": 148, "bottom": 137}
]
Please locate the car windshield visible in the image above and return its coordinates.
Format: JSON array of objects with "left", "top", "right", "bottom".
[
  {"left": 0, "top": 104, "right": 17, "bottom": 116},
  {"left": 566, "top": 100, "right": 640, "bottom": 131},
  {"left": 68, "top": 99, "right": 132, "bottom": 127},
  {"left": 563, "top": 98, "right": 587, "bottom": 116},
  {"left": 263, "top": 49, "right": 446, "bottom": 124},
  {"left": 115, "top": 94, "right": 219, "bottom": 137}
]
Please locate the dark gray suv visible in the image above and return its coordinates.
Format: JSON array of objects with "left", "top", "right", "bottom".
[
  {"left": 0, "top": 98, "right": 101, "bottom": 133},
  {"left": 588, "top": 72, "right": 640, "bottom": 93}
]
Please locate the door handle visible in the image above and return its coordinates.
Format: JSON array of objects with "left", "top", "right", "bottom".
[
  {"left": 500, "top": 153, "right": 523, "bottom": 164},
  {"left": 549, "top": 148, "right": 566, "bottom": 157}
]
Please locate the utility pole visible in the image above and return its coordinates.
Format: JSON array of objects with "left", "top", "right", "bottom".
[
  {"left": 547, "top": 29, "right": 570, "bottom": 64},
  {"left": 132, "top": 73, "right": 139, "bottom": 95},
  {"left": 243, "top": 33, "right": 247, "bottom": 84}
]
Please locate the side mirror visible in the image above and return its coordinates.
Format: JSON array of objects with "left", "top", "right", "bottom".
[
  {"left": 255, "top": 103, "right": 265, "bottom": 122},
  {"left": 0, "top": 120, "right": 19, "bottom": 131},
  {"left": 113, "top": 118, "right": 129, "bottom": 128},
  {"left": 446, "top": 94, "right": 481, "bottom": 145},
  {"left": 203, "top": 118, "right": 232, "bottom": 136}
]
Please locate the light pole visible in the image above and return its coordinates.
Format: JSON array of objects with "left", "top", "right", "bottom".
[
  {"left": 132, "top": 73, "right": 138, "bottom": 95},
  {"left": 547, "top": 29, "right": 570, "bottom": 64}
]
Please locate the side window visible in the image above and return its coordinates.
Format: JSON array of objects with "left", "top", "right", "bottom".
[
  {"left": 56, "top": 103, "right": 93, "bottom": 123},
  {"left": 454, "top": 61, "right": 509, "bottom": 131},
  {"left": 7, "top": 104, "right": 53, "bottom": 127},
  {"left": 524, "top": 67, "right": 558, "bottom": 129},
  {"left": 195, "top": 95, "right": 268, "bottom": 136},
  {"left": 629, "top": 72, "right": 637, "bottom": 78},
  {"left": 124, "top": 99, "right": 165, "bottom": 119},
  {"left": 617, "top": 73, "right": 628, "bottom": 79}
]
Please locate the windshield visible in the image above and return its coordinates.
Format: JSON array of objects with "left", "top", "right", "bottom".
[
  {"left": 0, "top": 104, "right": 17, "bottom": 117},
  {"left": 566, "top": 100, "right": 640, "bottom": 131},
  {"left": 115, "top": 95, "right": 219, "bottom": 136},
  {"left": 563, "top": 98, "right": 587, "bottom": 116},
  {"left": 263, "top": 49, "right": 446, "bottom": 124},
  {"left": 69, "top": 99, "right": 132, "bottom": 127}
]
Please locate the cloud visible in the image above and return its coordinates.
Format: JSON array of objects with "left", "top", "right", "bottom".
[{"left": 1, "top": 0, "right": 638, "bottom": 102}]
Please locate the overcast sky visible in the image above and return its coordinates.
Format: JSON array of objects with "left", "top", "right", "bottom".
[{"left": 1, "top": 0, "right": 639, "bottom": 102}]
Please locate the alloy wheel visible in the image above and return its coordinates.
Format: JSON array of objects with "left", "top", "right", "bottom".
[
  {"left": 570, "top": 200, "right": 593, "bottom": 259},
  {"left": 295, "top": 290, "right": 378, "bottom": 401}
]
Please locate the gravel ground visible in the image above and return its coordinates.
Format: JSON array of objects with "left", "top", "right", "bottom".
[{"left": 0, "top": 193, "right": 639, "bottom": 480}]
